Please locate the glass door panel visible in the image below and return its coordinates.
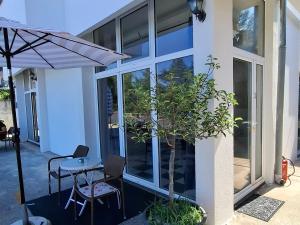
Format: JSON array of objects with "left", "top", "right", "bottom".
[
  {"left": 123, "top": 69, "right": 153, "bottom": 182},
  {"left": 25, "top": 93, "right": 34, "bottom": 141},
  {"left": 25, "top": 92, "right": 39, "bottom": 143},
  {"left": 31, "top": 93, "right": 39, "bottom": 142},
  {"left": 97, "top": 76, "right": 120, "bottom": 161},
  {"left": 233, "top": 58, "right": 252, "bottom": 194},
  {"left": 255, "top": 64, "right": 263, "bottom": 180}
]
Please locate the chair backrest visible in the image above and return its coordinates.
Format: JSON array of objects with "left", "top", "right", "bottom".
[
  {"left": 104, "top": 155, "right": 126, "bottom": 178},
  {"left": 73, "top": 145, "right": 89, "bottom": 158},
  {"left": 7, "top": 127, "right": 14, "bottom": 134}
]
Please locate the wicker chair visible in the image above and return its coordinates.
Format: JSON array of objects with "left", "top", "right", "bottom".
[
  {"left": 74, "top": 155, "right": 126, "bottom": 225},
  {"left": 48, "top": 145, "right": 89, "bottom": 197}
]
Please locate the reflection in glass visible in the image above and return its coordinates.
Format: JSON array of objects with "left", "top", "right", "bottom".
[
  {"left": 155, "top": 0, "right": 193, "bottom": 56},
  {"left": 123, "top": 69, "right": 153, "bottom": 182},
  {"left": 121, "top": 6, "right": 149, "bottom": 62},
  {"left": 94, "top": 20, "right": 117, "bottom": 73},
  {"left": 157, "top": 56, "right": 195, "bottom": 200},
  {"left": 255, "top": 64, "right": 263, "bottom": 179},
  {"left": 26, "top": 92, "right": 39, "bottom": 142},
  {"left": 233, "top": 58, "right": 252, "bottom": 193},
  {"left": 97, "top": 76, "right": 120, "bottom": 161},
  {"left": 233, "top": 0, "right": 265, "bottom": 56}
]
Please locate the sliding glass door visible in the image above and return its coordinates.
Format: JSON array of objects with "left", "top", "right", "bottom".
[
  {"left": 97, "top": 75, "right": 120, "bottom": 161},
  {"left": 233, "top": 58, "right": 263, "bottom": 196}
]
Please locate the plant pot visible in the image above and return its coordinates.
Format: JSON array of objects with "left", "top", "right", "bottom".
[{"left": 145, "top": 201, "right": 207, "bottom": 225}]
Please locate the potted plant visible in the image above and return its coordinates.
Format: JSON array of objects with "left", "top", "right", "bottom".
[{"left": 124, "top": 56, "right": 239, "bottom": 225}]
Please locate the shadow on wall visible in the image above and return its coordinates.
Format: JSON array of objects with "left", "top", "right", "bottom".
[{"left": 0, "top": 100, "right": 12, "bottom": 128}]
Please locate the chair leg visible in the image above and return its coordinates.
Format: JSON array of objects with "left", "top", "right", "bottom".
[
  {"left": 121, "top": 180, "right": 126, "bottom": 219},
  {"left": 91, "top": 198, "right": 94, "bottom": 225},
  {"left": 74, "top": 190, "right": 77, "bottom": 221},
  {"left": 48, "top": 174, "right": 51, "bottom": 196},
  {"left": 58, "top": 168, "right": 61, "bottom": 205}
]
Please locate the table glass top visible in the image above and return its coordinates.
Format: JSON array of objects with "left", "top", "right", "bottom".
[{"left": 60, "top": 157, "right": 101, "bottom": 171}]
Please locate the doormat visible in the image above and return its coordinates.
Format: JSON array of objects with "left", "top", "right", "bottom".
[{"left": 236, "top": 195, "right": 284, "bottom": 222}]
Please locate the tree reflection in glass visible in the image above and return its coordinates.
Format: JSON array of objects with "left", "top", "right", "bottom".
[{"left": 123, "top": 69, "right": 153, "bottom": 182}]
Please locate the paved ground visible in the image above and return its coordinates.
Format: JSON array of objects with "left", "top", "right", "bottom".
[
  {"left": 0, "top": 142, "right": 76, "bottom": 225},
  {"left": 1, "top": 142, "right": 300, "bottom": 225},
  {"left": 229, "top": 160, "right": 300, "bottom": 225}
]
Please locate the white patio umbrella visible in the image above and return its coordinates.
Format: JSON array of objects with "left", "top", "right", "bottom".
[{"left": 0, "top": 17, "right": 128, "bottom": 204}]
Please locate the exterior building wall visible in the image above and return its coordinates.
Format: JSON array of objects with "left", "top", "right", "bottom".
[
  {"left": 43, "top": 68, "right": 85, "bottom": 155},
  {"left": 282, "top": 10, "right": 300, "bottom": 161}
]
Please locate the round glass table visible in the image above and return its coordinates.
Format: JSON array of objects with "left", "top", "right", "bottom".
[{"left": 60, "top": 157, "right": 102, "bottom": 215}]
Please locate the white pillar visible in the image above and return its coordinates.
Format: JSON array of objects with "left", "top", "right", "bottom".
[
  {"left": 263, "top": 0, "right": 280, "bottom": 184},
  {"left": 81, "top": 67, "right": 99, "bottom": 158},
  {"left": 15, "top": 74, "right": 28, "bottom": 142},
  {"left": 194, "top": 1, "right": 234, "bottom": 225},
  {"left": 36, "top": 69, "right": 51, "bottom": 152}
]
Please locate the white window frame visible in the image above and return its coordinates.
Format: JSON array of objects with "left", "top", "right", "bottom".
[{"left": 93, "top": 0, "right": 196, "bottom": 200}]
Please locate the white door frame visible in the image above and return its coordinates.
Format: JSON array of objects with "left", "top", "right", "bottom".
[{"left": 233, "top": 47, "right": 265, "bottom": 203}]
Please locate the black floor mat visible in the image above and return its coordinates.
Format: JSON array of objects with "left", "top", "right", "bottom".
[
  {"left": 236, "top": 195, "right": 284, "bottom": 222},
  {"left": 27, "top": 181, "right": 156, "bottom": 225}
]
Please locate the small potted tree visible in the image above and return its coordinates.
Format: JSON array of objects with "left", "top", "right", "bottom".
[{"left": 124, "top": 56, "right": 239, "bottom": 225}]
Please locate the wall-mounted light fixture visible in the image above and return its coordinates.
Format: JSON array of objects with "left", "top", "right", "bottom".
[
  {"left": 29, "top": 70, "right": 37, "bottom": 81},
  {"left": 187, "top": 0, "right": 206, "bottom": 22}
]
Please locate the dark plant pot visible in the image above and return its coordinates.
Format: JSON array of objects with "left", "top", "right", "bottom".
[{"left": 145, "top": 202, "right": 207, "bottom": 225}]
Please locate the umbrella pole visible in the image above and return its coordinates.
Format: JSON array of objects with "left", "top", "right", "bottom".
[
  {"left": 8, "top": 69, "right": 25, "bottom": 204},
  {"left": 3, "top": 27, "right": 26, "bottom": 204}
]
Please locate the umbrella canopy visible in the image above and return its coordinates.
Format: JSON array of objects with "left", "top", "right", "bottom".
[
  {"left": 0, "top": 17, "right": 127, "bottom": 69},
  {"left": 0, "top": 16, "right": 128, "bottom": 205}
]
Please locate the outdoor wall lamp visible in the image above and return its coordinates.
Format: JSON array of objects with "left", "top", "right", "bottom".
[
  {"left": 187, "top": 0, "right": 206, "bottom": 22},
  {"left": 30, "top": 70, "right": 37, "bottom": 81}
]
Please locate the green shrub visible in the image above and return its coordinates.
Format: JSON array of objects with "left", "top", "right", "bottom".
[
  {"left": 148, "top": 200, "right": 203, "bottom": 225},
  {"left": 0, "top": 89, "right": 10, "bottom": 101}
]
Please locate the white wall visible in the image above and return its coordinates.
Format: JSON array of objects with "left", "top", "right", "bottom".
[
  {"left": 44, "top": 68, "right": 85, "bottom": 155},
  {"left": 282, "top": 11, "right": 300, "bottom": 161},
  {"left": 64, "top": 0, "right": 144, "bottom": 35}
]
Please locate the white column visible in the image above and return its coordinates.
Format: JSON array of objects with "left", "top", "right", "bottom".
[
  {"left": 263, "top": 0, "right": 279, "bottom": 184},
  {"left": 194, "top": 1, "right": 234, "bottom": 225},
  {"left": 36, "top": 69, "right": 51, "bottom": 152},
  {"left": 15, "top": 74, "right": 28, "bottom": 142},
  {"left": 81, "top": 67, "right": 99, "bottom": 158}
]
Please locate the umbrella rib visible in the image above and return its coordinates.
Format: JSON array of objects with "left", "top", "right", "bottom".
[
  {"left": 15, "top": 32, "right": 54, "bottom": 68},
  {"left": 12, "top": 32, "right": 49, "bottom": 55},
  {"left": 17, "top": 40, "right": 49, "bottom": 54},
  {"left": 23, "top": 30, "right": 106, "bottom": 66},
  {"left": 9, "top": 29, "right": 18, "bottom": 52},
  {"left": 38, "top": 31, "right": 123, "bottom": 56}
]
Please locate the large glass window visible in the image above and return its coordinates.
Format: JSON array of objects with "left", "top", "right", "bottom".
[
  {"left": 97, "top": 76, "right": 120, "bottom": 161},
  {"left": 155, "top": 0, "right": 193, "bottom": 56},
  {"left": 94, "top": 20, "right": 117, "bottom": 73},
  {"left": 156, "top": 56, "right": 195, "bottom": 200},
  {"left": 233, "top": 58, "right": 252, "bottom": 193},
  {"left": 233, "top": 0, "right": 265, "bottom": 56},
  {"left": 121, "top": 6, "right": 149, "bottom": 62},
  {"left": 123, "top": 69, "right": 153, "bottom": 182}
]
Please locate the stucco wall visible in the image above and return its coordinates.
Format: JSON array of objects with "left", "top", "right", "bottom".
[
  {"left": 282, "top": 12, "right": 300, "bottom": 161},
  {"left": 44, "top": 68, "right": 85, "bottom": 155}
]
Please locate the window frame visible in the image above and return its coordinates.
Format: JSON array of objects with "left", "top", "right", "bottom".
[{"left": 93, "top": 0, "right": 196, "bottom": 202}]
